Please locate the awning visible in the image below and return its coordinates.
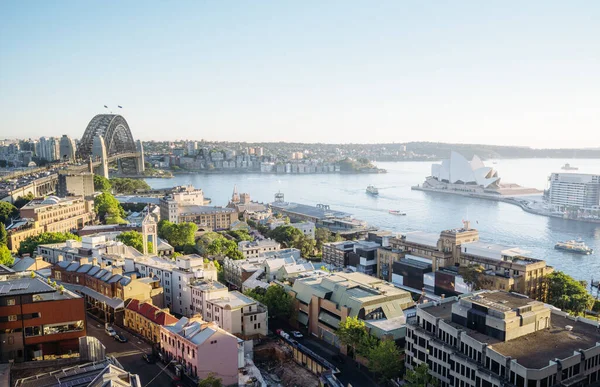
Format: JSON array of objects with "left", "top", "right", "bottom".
[
  {"left": 318, "top": 311, "right": 341, "bottom": 329},
  {"left": 64, "top": 284, "right": 124, "bottom": 310},
  {"left": 297, "top": 311, "right": 309, "bottom": 326}
]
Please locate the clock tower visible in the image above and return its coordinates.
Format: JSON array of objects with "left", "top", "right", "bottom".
[{"left": 142, "top": 212, "right": 158, "bottom": 255}]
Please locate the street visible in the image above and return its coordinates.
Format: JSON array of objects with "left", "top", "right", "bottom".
[{"left": 85, "top": 317, "right": 181, "bottom": 387}]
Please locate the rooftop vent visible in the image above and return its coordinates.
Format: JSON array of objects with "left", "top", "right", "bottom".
[{"left": 565, "top": 325, "right": 573, "bottom": 331}]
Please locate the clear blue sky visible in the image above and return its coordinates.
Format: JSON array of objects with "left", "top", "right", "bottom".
[{"left": 1, "top": 1, "right": 598, "bottom": 148}]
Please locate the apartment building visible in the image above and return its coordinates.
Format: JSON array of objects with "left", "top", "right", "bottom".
[
  {"left": 190, "top": 280, "right": 268, "bottom": 338},
  {"left": 160, "top": 317, "right": 244, "bottom": 385},
  {"left": 322, "top": 241, "right": 356, "bottom": 267},
  {"left": 549, "top": 172, "right": 600, "bottom": 209},
  {"left": 0, "top": 272, "right": 86, "bottom": 362},
  {"left": 159, "top": 185, "right": 208, "bottom": 222},
  {"left": 406, "top": 290, "right": 600, "bottom": 387},
  {"left": 124, "top": 299, "right": 178, "bottom": 344},
  {"left": 56, "top": 171, "right": 94, "bottom": 199},
  {"left": 376, "top": 247, "right": 404, "bottom": 281},
  {"left": 52, "top": 258, "right": 163, "bottom": 324},
  {"left": 289, "top": 271, "right": 415, "bottom": 349},
  {"left": 7, "top": 196, "right": 95, "bottom": 251},
  {"left": 238, "top": 239, "right": 280, "bottom": 259},
  {"left": 36, "top": 234, "right": 142, "bottom": 264},
  {"left": 322, "top": 240, "right": 379, "bottom": 274},
  {"left": 123, "top": 254, "right": 217, "bottom": 316}
]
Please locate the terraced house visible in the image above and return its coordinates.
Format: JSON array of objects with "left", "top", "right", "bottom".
[{"left": 124, "top": 299, "right": 178, "bottom": 344}]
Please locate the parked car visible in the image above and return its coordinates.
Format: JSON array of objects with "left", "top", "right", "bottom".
[
  {"left": 291, "top": 331, "right": 303, "bottom": 339},
  {"left": 105, "top": 326, "right": 117, "bottom": 337},
  {"left": 142, "top": 353, "right": 156, "bottom": 364},
  {"left": 114, "top": 333, "right": 128, "bottom": 343}
]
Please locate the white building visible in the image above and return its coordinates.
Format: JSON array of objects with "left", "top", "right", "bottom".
[
  {"left": 549, "top": 172, "right": 600, "bottom": 209},
  {"left": 37, "top": 235, "right": 143, "bottom": 264},
  {"left": 269, "top": 221, "right": 315, "bottom": 239},
  {"left": 123, "top": 254, "right": 217, "bottom": 316},
  {"left": 159, "top": 185, "right": 209, "bottom": 223},
  {"left": 190, "top": 280, "right": 268, "bottom": 338},
  {"left": 238, "top": 239, "right": 280, "bottom": 259},
  {"left": 431, "top": 151, "right": 500, "bottom": 188}
]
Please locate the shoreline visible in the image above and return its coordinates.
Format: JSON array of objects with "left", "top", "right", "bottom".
[{"left": 411, "top": 185, "right": 600, "bottom": 225}]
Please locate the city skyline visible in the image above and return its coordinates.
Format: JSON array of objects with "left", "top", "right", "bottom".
[{"left": 1, "top": 1, "right": 599, "bottom": 148}]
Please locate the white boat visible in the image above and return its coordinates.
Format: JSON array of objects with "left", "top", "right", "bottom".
[
  {"left": 366, "top": 185, "right": 379, "bottom": 195},
  {"left": 561, "top": 163, "right": 578, "bottom": 171},
  {"left": 389, "top": 210, "right": 406, "bottom": 216},
  {"left": 554, "top": 240, "right": 593, "bottom": 255}
]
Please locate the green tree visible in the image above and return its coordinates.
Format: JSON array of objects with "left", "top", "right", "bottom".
[
  {"left": 544, "top": 271, "right": 594, "bottom": 315},
  {"left": 268, "top": 225, "right": 304, "bottom": 247},
  {"left": 0, "top": 223, "right": 7, "bottom": 246},
  {"left": 0, "top": 245, "right": 14, "bottom": 266},
  {"left": 458, "top": 264, "right": 486, "bottom": 291},
  {"left": 110, "top": 178, "right": 151, "bottom": 194},
  {"left": 245, "top": 285, "right": 294, "bottom": 320},
  {"left": 17, "top": 232, "right": 81, "bottom": 256},
  {"left": 158, "top": 220, "right": 197, "bottom": 252},
  {"left": 297, "top": 237, "right": 317, "bottom": 258},
  {"left": 93, "top": 174, "right": 112, "bottom": 192},
  {"left": 197, "top": 373, "right": 223, "bottom": 387},
  {"left": 116, "top": 231, "right": 153, "bottom": 253},
  {"left": 405, "top": 363, "right": 438, "bottom": 387},
  {"left": 94, "top": 192, "right": 125, "bottom": 221},
  {"left": 315, "top": 228, "right": 344, "bottom": 251},
  {"left": 14, "top": 193, "right": 34, "bottom": 209},
  {"left": 0, "top": 202, "right": 19, "bottom": 225},
  {"left": 226, "top": 230, "right": 253, "bottom": 242},
  {"left": 368, "top": 339, "right": 403, "bottom": 381},
  {"left": 337, "top": 316, "right": 368, "bottom": 358}
]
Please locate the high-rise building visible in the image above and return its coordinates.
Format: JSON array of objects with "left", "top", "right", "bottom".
[
  {"left": 36, "top": 137, "right": 60, "bottom": 162},
  {"left": 549, "top": 172, "right": 600, "bottom": 209},
  {"left": 59, "top": 135, "right": 76, "bottom": 162}
]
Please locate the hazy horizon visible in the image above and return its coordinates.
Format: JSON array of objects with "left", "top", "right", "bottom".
[{"left": 1, "top": 1, "right": 599, "bottom": 148}]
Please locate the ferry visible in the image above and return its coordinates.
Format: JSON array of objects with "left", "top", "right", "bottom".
[
  {"left": 554, "top": 240, "right": 593, "bottom": 255},
  {"left": 561, "top": 163, "right": 578, "bottom": 171},
  {"left": 366, "top": 185, "right": 379, "bottom": 195},
  {"left": 389, "top": 210, "right": 406, "bottom": 216}
]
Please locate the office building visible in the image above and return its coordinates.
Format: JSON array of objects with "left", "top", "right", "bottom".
[
  {"left": 376, "top": 246, "right": 404, "bottom": 281},
  {"left": 405, "top": 290, "right": 600, "bottom": 387},
  {"left": 7, "top": 196, "right": 95, "bottom": 252},
  {"left": 57, "top": 171, "right": 95, "bottom": 198},
  {"left": 159, "top": 185, "right": 210, "bottom": 223},
  {"left": 0, "top": 272, "right": 86, "bottom": 362},
  {"left": 322, "top": 241, "right": 356, "bottom": 268},
  {"left": 549, "top": 172, "right": 600, "bottom": 209}
]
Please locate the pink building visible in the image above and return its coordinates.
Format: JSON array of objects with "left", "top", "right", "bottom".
[{"left": 159, "top": 317, "right": 243, "bottom": 386}]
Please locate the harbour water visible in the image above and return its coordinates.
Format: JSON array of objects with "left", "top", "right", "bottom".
[{"left": 145, "top": 159, "right": 600, "bottom": 283}]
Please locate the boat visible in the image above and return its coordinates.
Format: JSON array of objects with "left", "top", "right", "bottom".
[
  {"left": 554, "top": 240, "right": 593, "bottom": 255},
  {"left": 561, "top": 163, "right": 578, "bottom": 171},
  {"left": 389, "top": 210, "right": 406, "bottom": 216},
  {"left": 366, "top": 185, "right": 379, "bottom": 195}
]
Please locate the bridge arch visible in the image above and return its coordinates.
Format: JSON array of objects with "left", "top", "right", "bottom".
[{"left": 77, "top": 114, "right": 137, "bottom": 160}]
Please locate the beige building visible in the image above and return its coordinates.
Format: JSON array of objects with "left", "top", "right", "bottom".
[
  {"left": 124, "top": 299, "right": 178, "bottom": 344},
  {"left": 7, "top": 196, "right": 95, "bottom": 252},
  {"left": 376, "top": 247, "right": 404, "bottom": 281},
  {"left": 406, "top": 290, "right": 600, "bottom": 387},
  {"left": 238, "top": 239, "right": 280, "bottom": 259},
  {"left": 159, "top": 185, "right": 214, "bottom": 223},
  {"left": 190, "top": 279, "right": 268, "bottom": 339},
  {"left": 57, "top": 171, "right": 94, "bottom": 199},
  {"left": 289, "top": 271, "right": 415, "bottom": 350}
]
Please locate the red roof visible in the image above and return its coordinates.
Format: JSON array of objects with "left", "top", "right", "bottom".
[{"left": 126, "top": 299, "right": 179, "bottom": 326}]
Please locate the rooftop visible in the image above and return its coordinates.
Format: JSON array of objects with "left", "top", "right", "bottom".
[
  {"left": 126, "top": 299, "right": 178, "bottom": 326},
  {"left": 178, "top": 205, "right": 236, "bottom": 215},
  {"left": 0, "top": 276, "right": 55, "bottom": 296},
  {"left": 403, "top": 231, "right": 440, "bottom": 249},
  {"left": 467, "top": 291, "right": 534, "bottom": 312},
  {"left": 163, "top": 317, "right": 237, "bottom": 346},
  {"left": 209, "top": 290, "right": 259, "bottom": 309},
  {"left": 270, "top": 201, "right": 352, "bottom": 220},
  {"left": 463, "top": 241, "right": 531, "bottom": 259},
  {"left": 22, "top": 195, "right": 84, "bottom": 209}
]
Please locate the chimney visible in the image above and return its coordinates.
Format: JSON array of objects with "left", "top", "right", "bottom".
[
  {"left": 57, "top": 255, "right": 64, "bottom": 262},
  {"left": 111, "top": 267, "right": 123, "bottom": 276},
  {"left": 79, "top": 258, "right": 89, "bottom": 265},
  {"left": 441, "top": 294, "right": 445, "bottom": 299},
  {"left": 130, "top": 273, "right": 137, "bottom": 280},
  {"left": 100, "top": 262, "right": 107, "bottom": 269},
  {"left": 92, "top": 258, "right": 98, "bottom": 266}
]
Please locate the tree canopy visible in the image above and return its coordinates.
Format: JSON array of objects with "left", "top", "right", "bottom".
[
  {"left": 0, "top": 202, "right": 19, "bottom": 225},
  {"left": 116, "top": 230, "right": 153, "bottom": 253},
  {"left": 14, "top": 193, "right": 34, "bottom": 209},
  {"left": 268, "top": 225, "right": 317, "bottom": 258},
  {"left": 18, "top": 232, "right": 81, "bottom": 256},
  {"left": 158, "top": 220, "right": 197, "bottom": 252},
  {"left": 226, "top": 230, "right": 253, "bottom": 242},
  {"left": 544, "top": 271, "right": 594, "bottom": 315},
  {"left": 94, "top": 192, "right": 125, "bottom": 223},
  {"left": 368, "top": 339, "right": 404, "bottom": 381},
  {"left": 0, "top": 223, "right": 7, "bottom": 246},
  {"left": 315, "top": 228, "right": 344, "bottom": 251},
  {"left": 110, "top": 178, "right": 151, "bottom": 194},
  {"left": 337, "top": 316, "right": 368, "bottom": 358},
  {"left": 405, "top": 363, "right": 438, "bottom": 387},
  {"left": 93, "top": 174, "right": 112, "bottom": 192},
  {"left": 197, "top": 373, "right": 223, "bottom": 387},
  {"left": 0, "top": 245, "right": 14, "bottom": 266},
  {"left": 245, "top": 285, "right": 294, "bottom": 320},
  {"left": 458, "top": 264, "right": 486, "bottom": 291}
]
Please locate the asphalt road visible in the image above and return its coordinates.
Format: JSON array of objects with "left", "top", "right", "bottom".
[{"left": 85, "top": 318, "right": 178, "bottom": 387}]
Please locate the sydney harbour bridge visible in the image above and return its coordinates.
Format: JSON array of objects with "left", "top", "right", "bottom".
[{"left": 76, "top": 114, "right": 144, "bottom": 176}]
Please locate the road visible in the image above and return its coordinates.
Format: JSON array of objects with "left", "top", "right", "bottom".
[{"left": 85, "top": 318, "right": 183, "bottom": 387}]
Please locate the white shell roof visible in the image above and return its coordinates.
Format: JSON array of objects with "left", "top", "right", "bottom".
[{"left": 431, "top": 151, "right": 500, "bottom": 188}]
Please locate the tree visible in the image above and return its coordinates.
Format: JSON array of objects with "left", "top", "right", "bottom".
[
  {"left": 116, "top": 231, "right": 153, "bottom": 253},
  {"left": 18, "top": 232, "right": 81, "bottom": 256},
  {"left": 245, "top": 285, "right": 294, "bottom": 320},
  {"left": 544, "top": 271, "right": 594, "bottom": 315},
  {"left": 268, "top": 225, "right": 304, "bottom": 247},
  {"left": 405, "top": 363, "right": 438, "bottom": 387},
  {"left": 0, "top": 223, "right": 7, "bottom": 246},
  {"left": 158, "top": 220, "right": 197, "bottom": 252},
  {"left": 315, "top": 228, "right": 343, "bottom": 251},
  {"left": 110, "top": 178, "right": 151, "bottom": 194},
  {"left": 0, "top": 202, "right": 18, "bottom": 225},
  {"left": 297, "top": 237, "right": 317, "bottom": 258},
  {"left": 226, "top": 230, "right": 253, "bottom": 242},
  {"left": 94, "top": 192, "right": 125, "bottom": 221},
  {"left": 0, "top": 245, "right": 14, "bottom": 266},
  {"left": 337, "top": 316, "right": 368, "bottom": 358},
  {"left": 197, "top": 373, "right": 222, "bottom": 387},
  {"left": 368, "top": 339, "right": 403, "bottom": 381},
  {"left": 93, "top": 174, "right": 112, "bottom": 192},
  {"left": 458, "top": 264, "right": 486, "bottom": 291},
  {"left": 14, "top": 193, "right": 34, "bottom": 209}
]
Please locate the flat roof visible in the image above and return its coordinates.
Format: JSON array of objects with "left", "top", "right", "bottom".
[
  {"left": 178, "top": 205, "right": 235, "bottom": 215},
  {"left": 0, "top": 277, "right": 55, "bottom": 296},
  {"left": 270, "top": 201, "right": 351, "bottom": 220},
  {"left": 464, "top": 241, "right": 530, "bottom": 257},
  {"left": 467, "top": 291, "right": 534, "bottom": 312},
  {"left": 404, "top": 231, "right": 440, "bottom": 248}
]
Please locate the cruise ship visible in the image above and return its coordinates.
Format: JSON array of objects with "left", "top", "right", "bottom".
[
  {"left": 366, "top": 185, "right": 379, "bottom": 195},
  {"left": 554, "top": 240, "right": 593, "bottom": 255}
]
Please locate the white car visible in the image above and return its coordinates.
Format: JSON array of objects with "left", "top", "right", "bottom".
[
  {"left": 291, "top": 331, "right": 303, "bottom": 339},
  {"left": 105, "top": 326, "right": 117, "bottom": 337}
]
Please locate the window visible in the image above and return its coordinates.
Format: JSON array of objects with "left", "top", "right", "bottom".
[
  {"left": 8, "top": 315, "right": 17, "bottom": 322},
  {"left": 43, "top": 320, "right": 84, "bottom": 335},
  {"left": 6, "top": 298, "right": 15, "bottom": 306},
  {"left": 25, "top": 326, "right": 42, "bottom": 337}
]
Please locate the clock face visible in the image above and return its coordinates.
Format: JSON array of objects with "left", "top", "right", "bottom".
[{"left": 147, "top": 226, "right": 155, "bottom": 233}]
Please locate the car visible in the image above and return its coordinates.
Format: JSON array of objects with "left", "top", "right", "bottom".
[
  {"left": 291, "top": 331, "right": 303, "bottom": 339},
  {"left": 114, "top": 333, "right": 128, "bottom": 343},
  {"left": 105, "top": 326, "right": 116, "bottom": 337},
  {"left": 331, "top": 354, "right": 345, "bottom": 364},
  {"left": 143, "top": 353, "right": 157, "bottom": 364}
]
